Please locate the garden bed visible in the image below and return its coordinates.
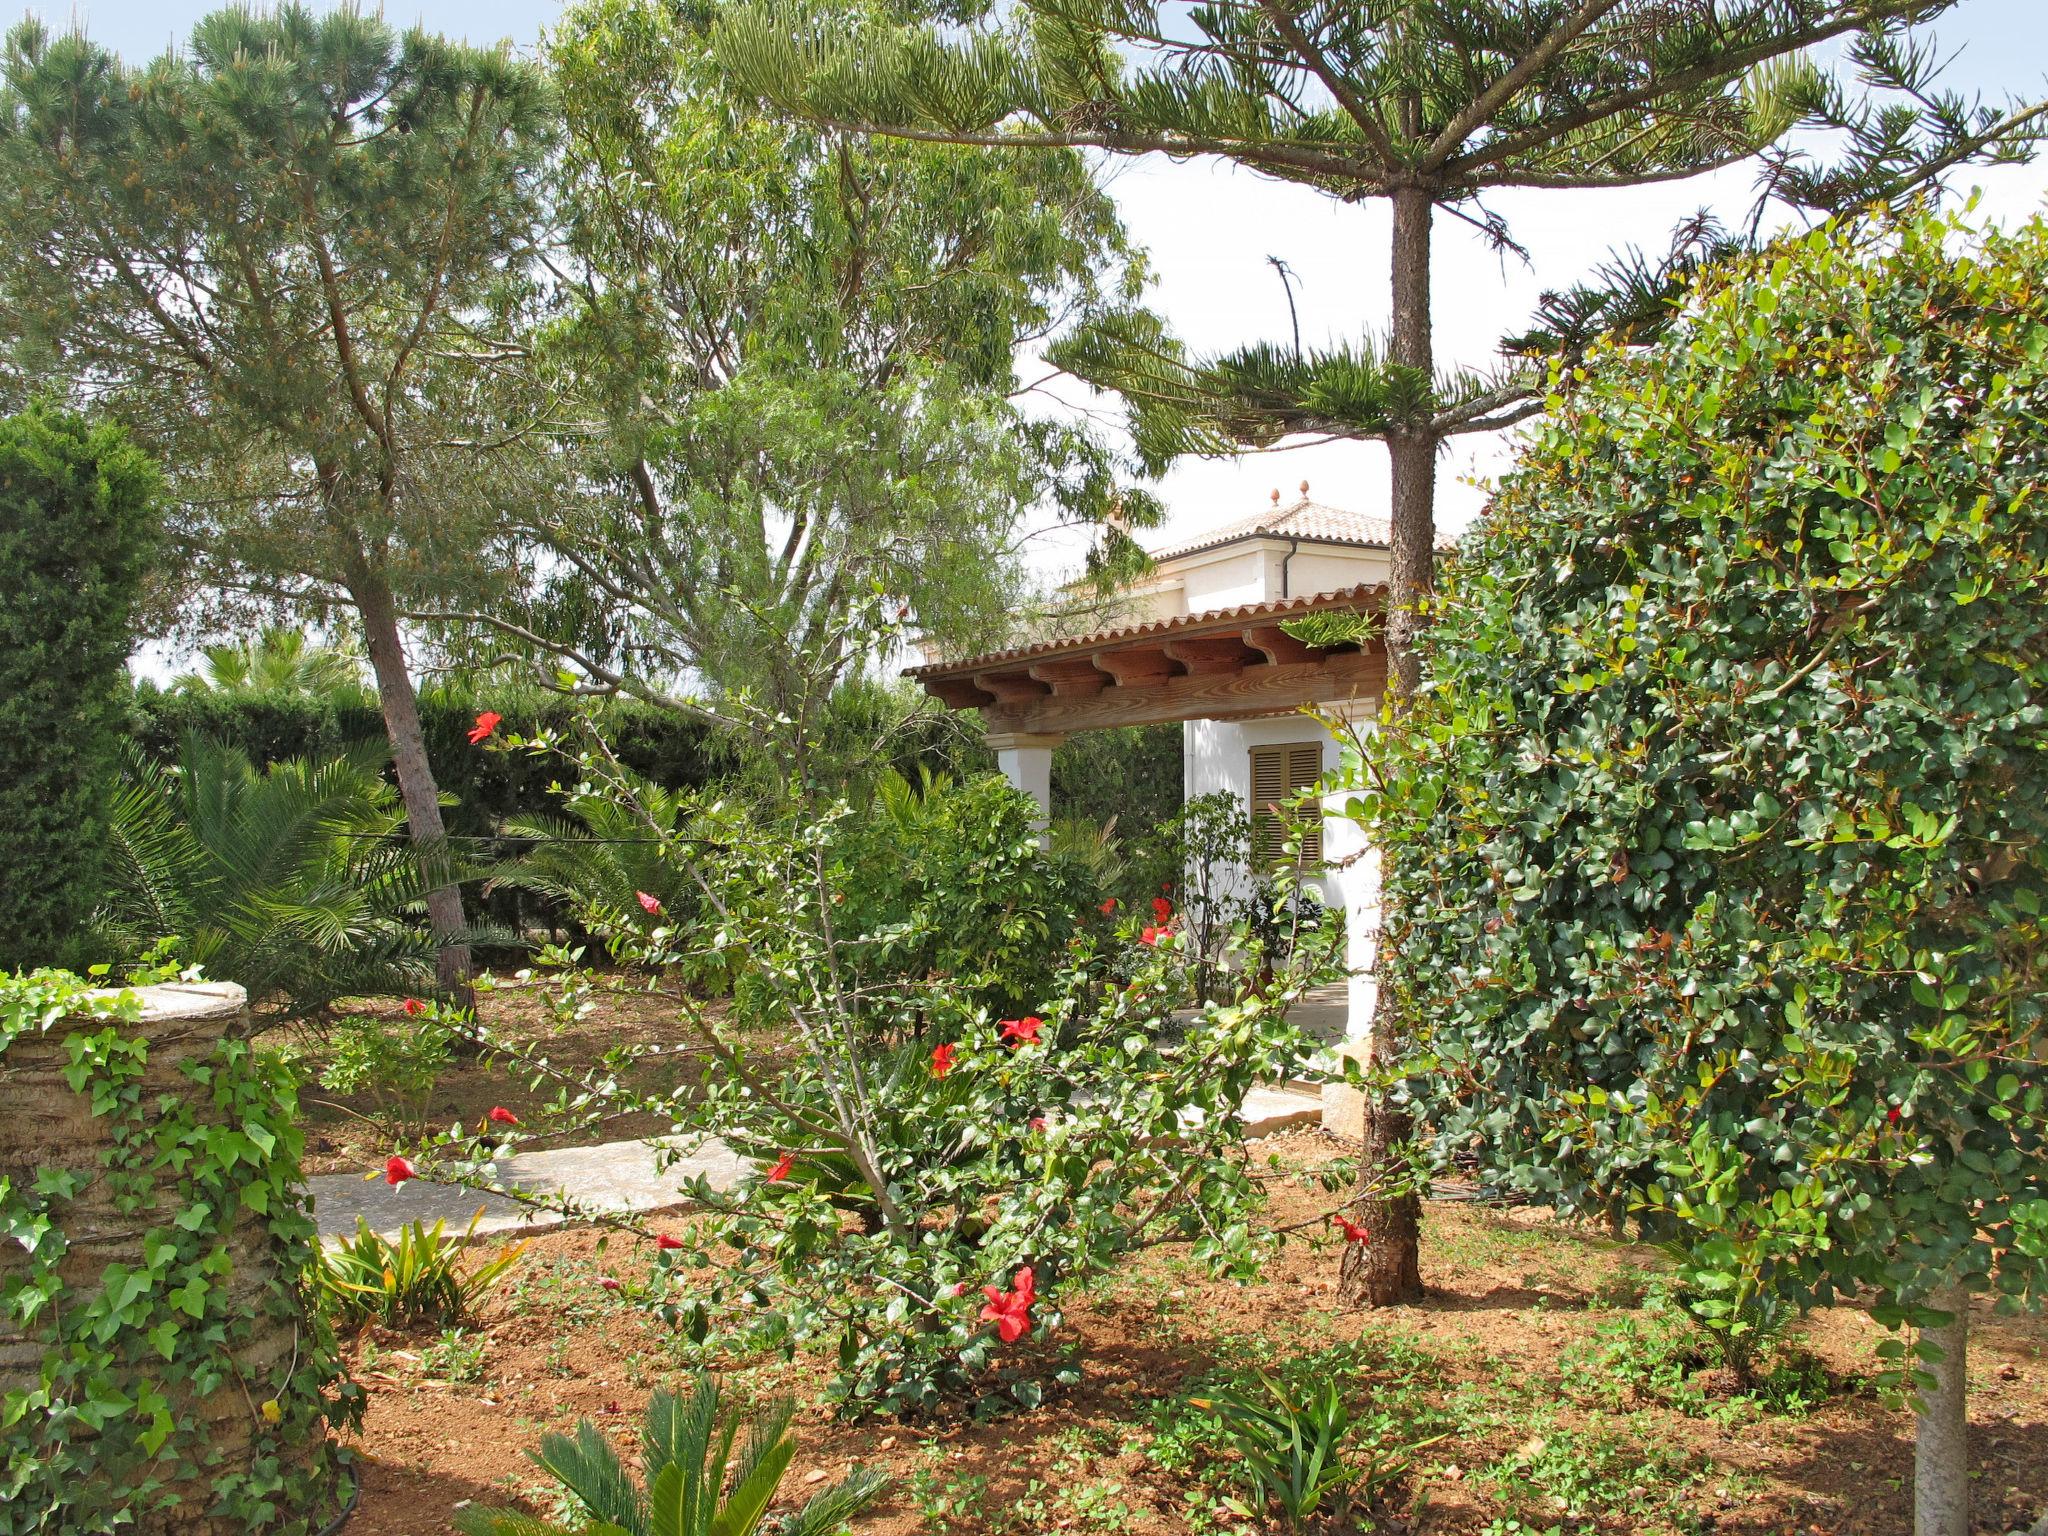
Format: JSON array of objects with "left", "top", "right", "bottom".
[
  {"left": 332, "top": 1133, "right": 2048, "bottom": 1536},
  {"left": 287, "top": 981, "right": 757, "bottom": 1176}
]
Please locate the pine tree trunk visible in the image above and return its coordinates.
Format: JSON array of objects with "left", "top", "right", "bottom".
[
  {"left": 1339, "top": 180, "right": 1435, "bottom": 1310},
  {"left": 348, "top": 563, "right": 472, "bottom": 998},
  {"left": 1913, "top": 1284, "right": 1970, "bottom": 1536}
]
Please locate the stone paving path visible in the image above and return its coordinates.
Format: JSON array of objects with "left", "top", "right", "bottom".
[{"left": 308, "top": 1085, "right": 1325, "bottom": 1241}]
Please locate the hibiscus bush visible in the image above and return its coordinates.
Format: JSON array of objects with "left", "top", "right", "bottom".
[{"left": 415, "top": 735, "right": 1344, "bottom": 1415}]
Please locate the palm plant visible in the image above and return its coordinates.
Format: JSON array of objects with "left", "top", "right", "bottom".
[
  {"left": 173, "top": 624, "right": 369, "bottom": 699},
  {"left": 453, "top": 1373, "right": 887, "bottom": 1536},
  {"left": 98, "top": 732, "right": 450, "bottom": 1020},
  {"left": 489, "top": 774, "right": 697, "bottom": 932}
]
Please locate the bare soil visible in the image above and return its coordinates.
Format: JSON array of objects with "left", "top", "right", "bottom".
[
  {"left": 333, "top": 1132, "right": 2048, "bottom": 1536},
  {"left": 288, "top": 980, "right": 737, "bottom": 1176}
]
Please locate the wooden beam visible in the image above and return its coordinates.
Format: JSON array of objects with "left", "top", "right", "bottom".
[
  {"left": 1163, "top": 635, "right": 1260, "bottom": 676},
  {"left": 924, "top": 677, "right": 993, "bottom": 709},
  {"left": 1027, "top": 657, "right": 1109, "bottom": 696},
  {"left": 1242, "top": 624, "right": 1319, "bottom": 664},
  {"left": 1094, "top": 646, "right": 1180, "bottom": 688},
  {"left": 976, "top": 669, "right": 1049, "bottom": 704},
  {"left": 984, "top": 651, "right": 1386, "bottom": 735}
]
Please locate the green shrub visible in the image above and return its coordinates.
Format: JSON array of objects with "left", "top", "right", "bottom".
[
  {"left": 0, "top": 404, "right": 157, "bottom": 967},
  {"left": 453, "top": 1372, "right": 888, "bottom": 1536},
  {"left": 98, "top": 734, "right": 445, "bottom": 1019},
  {"left": 318, "top": 1009, "right": 456, "bottom": 1140},
  {"left": 1369, "top": 205, "right": 2048, "bottom": 1356},
  {"left": 311, "top": 1209, "right": 524, "bottom": 1331}
]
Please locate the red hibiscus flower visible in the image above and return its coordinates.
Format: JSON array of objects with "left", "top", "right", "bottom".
[
  {"left": 1152, "top": 896, "right": 1173, "bottom": 925},
  {"left": 654, "top": 1234, "right": 684, "bottom": 1251},
  {"left": 467, "top": 710, "right": 502, "bottom": 745},
  {"left": 1099, "top": 898, "right": 1117, "bottom": 915},
  {"left": 383, "top": 1155, "right": 416, "bottom": 1186},
  {"left": 765, "top": 1151, "right": 796, "bottom": 1183},
  {"left": 1333, "top": 1214, "right": 1370, "bottom": 1244},
  {"left": 636, "top": 890, "right": 663, "bottom": 916},
  {"left": 402, "top": 997, "right": 425, "bottom": 1017},
  {"left": 980, "top": 1265, "right": 1037, "bottom": 1344},
  {"left": 1140, "top": 925, "right": 1169, "bottom": 946},
  {"left": 931, "top": 1042, "right": 957, "bottom": 1077},
  {"left": 1886, "top": 1105, "right": 1903, "bottom": 1125},
  {"left": 1000, "top": 1015, "right": 1043, "bottom": 1048},
  {"left": 487, "top": 1106, "right": 520, "bottom": 1127}
]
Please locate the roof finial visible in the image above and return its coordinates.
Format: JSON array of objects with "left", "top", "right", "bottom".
[
  {"left": 1270, "top": 487, "right": 1281, "bottom": 505},
  {"left": 1300, "top": 479, "right": 1310, "bottom": 496}
]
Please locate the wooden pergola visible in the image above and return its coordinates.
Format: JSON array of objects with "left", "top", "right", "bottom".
[{"left": 905, "top": 583, "right": 1388, "bottom": 739}]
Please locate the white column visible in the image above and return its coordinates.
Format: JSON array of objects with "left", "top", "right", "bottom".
[
  {"left": 1316, "top": 708, "right": 1383, "bottom": 1139},
  {"left": 988, "top": 731, "right": 1064, "bottom": 846}
]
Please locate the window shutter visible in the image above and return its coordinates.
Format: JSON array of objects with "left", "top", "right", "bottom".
[{"left": 1247, "top": 742, "right": 1325, "bottom": 868}]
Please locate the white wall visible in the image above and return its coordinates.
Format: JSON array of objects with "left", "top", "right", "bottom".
[{"left": 1184, "top": 712, "right": 1379, "bottom": 1040}]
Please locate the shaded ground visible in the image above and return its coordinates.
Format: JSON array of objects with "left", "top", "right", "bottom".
[{"left": 335, "top": 1132, "right": 2048, "bottom": 1536}]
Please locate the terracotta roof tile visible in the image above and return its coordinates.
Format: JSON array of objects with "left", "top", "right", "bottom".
[{"left": 905, "top": 583, "right": 1384, "bottom": 679}]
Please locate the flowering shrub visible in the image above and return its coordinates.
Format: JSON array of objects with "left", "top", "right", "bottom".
[{"left": 417, "top": 744, "right": 1343, "bottom": 1414}]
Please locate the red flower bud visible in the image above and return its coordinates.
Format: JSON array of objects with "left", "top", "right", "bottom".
[
  {"left": 636, "top": 890, "right": 663, "bottom": 916},
  {"left": 654, "top": 1234, "right": 684, "bottom": 1251},
  {"left": 765, "top": 1151, "right": 795, "bottom": 1183},
  {"left": 487, "top": 1106, "right": 519, "bottom": 1127}
]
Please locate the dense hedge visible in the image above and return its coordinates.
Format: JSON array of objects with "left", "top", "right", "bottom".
[
  {"left": 0, "top": 406, "right": 158, "bottom": 968},
  {"left": 126, "top": 687, "right": 734, "bottom": 842},
  {"left": 1377, "top": 207, "right": 2048, "bottom": 1326}
]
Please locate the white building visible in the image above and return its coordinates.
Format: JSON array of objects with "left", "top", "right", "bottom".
[{"left": 906, "top": 487, "right": 1391, "bottom": 1129}]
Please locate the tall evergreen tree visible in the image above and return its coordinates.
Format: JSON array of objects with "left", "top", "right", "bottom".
[
  {"left": 0, "top": 8, "right": 554, "bottom": 991},
  {"left": 421, "top": 0, "right": 1157, "bottom": 780},
  {"left": 714, "top": 0, "right": 2046, "bottom": 1304}
]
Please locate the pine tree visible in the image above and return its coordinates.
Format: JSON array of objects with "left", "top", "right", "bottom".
[
  {"left": 0, "top": 7, "right": 555, "bottom": 992},
  {"left": 711, "top": 0, "right": 2046, "bottom": 1305}
]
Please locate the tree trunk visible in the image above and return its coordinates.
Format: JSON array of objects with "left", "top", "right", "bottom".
[
  {"left": 348, "top": 563, "right": 473, "bottom": 998},
  {"left": 1913, "top": 1283, "right": 1970, "bottom": 1536},
  {"left": 1340, "top": 181, "right": 1434, "bottom": 1310}
]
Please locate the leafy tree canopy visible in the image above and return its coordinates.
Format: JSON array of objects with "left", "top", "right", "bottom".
[{"left": 441, "top": 0, "right": 1161, "bottom": 758}]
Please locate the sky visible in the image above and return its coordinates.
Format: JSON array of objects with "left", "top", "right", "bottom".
[{"left": 25, "top": 0, "right": 2048, "bottom": 583}]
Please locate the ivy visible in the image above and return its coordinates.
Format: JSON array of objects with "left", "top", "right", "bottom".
[
  {"left": 0, "top": 970, "right": 361, "bottom": 1534},
  {"left": 1358, "top": 204, "right": 2048, "bottom": 1362}
]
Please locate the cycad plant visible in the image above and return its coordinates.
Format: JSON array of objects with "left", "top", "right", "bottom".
[
  {"left": 173, "top": 624, "right": 369, "bottom": 700},
  {"left": 97, "top": 732, "right": 450, "bottom": 1020},
  {"left": 490, "top": 775, "right": 696, "bottom": 926},
  {"left": 454, "top": 1373, "right": 887, "bottom": 1536}
]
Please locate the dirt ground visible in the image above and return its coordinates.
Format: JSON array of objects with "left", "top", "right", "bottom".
[
  {"left": 332, "top": 1132, "right": 2048, "bottom": 1536},
  {"left": 287, "top": 979, "right": 729, "bottom": 1176}
]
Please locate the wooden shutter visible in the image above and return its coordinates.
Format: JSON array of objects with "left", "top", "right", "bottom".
[{"left": 1248, "top": 742, "right": 1325, "bottom": 868}]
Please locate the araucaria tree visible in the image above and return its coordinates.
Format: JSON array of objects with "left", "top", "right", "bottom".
[
  {"left": 714, "top": 0, "right": 2046, "bottom": 1305},
  {"left": 1370, "top": 206, "right": 2047, "bottom": 1536},
  {"left": 428, "top": 0, "right": 1155, "bottom": 765},
  {"left": 0, "top": 404, "right": 157, "bottom": 967},
  {"left": 0, "top": 8, "right": 554, "bottom": 988}
]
